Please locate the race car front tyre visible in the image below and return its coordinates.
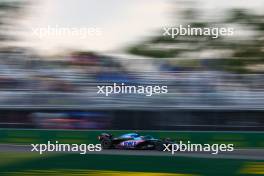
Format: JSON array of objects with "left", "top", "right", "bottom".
[{"left": 155, "top": 141, "right": 165, "bottom": 151}]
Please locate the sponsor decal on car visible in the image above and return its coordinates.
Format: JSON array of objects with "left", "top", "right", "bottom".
[{"left": 120, "top": 140, "right": 144, "bottom": 147}]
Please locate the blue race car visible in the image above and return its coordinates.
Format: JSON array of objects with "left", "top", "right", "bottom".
[{"left": 98, "top": 132, "right": 173, "bottom": 151}]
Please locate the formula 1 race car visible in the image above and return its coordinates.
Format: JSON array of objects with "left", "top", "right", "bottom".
[{"left": 97, "top": 132, "right": 174, "bottom": 151}]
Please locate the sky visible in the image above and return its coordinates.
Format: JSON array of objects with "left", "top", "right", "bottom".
[
  {"left": 19, "top": 0, "right": 264, "bottom": 55},
  {"left": 21, "top": 0, "right": 170, "bottom": 55}
]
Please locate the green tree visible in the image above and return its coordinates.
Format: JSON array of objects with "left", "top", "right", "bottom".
[{"left": 127, "top": 6, "right": 264, "bottom": 73}]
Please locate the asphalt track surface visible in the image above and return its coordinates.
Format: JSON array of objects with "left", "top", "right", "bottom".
[{"left": 0, "top": 144, "right": 264, "bottom": 160}]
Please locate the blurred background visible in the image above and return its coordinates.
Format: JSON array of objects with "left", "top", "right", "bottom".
[
  {"left": 0, "top": 0, "right": 263, "bottom": 130},
  {"left": 0, "top": 0, "right": 264, "bottom": 175}
]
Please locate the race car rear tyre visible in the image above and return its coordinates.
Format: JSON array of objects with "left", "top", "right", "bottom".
[{"left": 101, "top": 139, "right": 112, "bottom": 149}]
